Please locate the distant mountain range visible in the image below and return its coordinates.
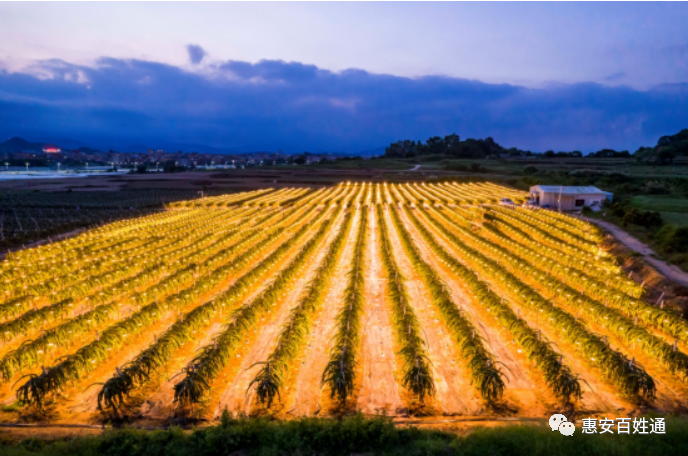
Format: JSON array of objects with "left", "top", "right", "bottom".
[
  {"left": 0, "top": 137, "right": 61, "bottom": 153},
  {"left": 0, "top": 136, "right": 255, "bottom": 154},
  {"left": 0, "top": 136, "right": 384, "bottom": 157}
]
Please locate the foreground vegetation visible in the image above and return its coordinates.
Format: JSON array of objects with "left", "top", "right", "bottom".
[{"left": 2, "top": 414, "right": 688, "bottom": 456}]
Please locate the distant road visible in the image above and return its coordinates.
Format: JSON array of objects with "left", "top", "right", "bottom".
[
  {"left": 410, "top": 165, "right": 422, "bottom": 171},
  {"left": 585, "top": 218, "right": 688, "bottom": 287}
]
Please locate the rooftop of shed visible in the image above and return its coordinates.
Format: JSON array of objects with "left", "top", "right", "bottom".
[{"left": 530, "top": 185, "right": 607, "bottom": 195}]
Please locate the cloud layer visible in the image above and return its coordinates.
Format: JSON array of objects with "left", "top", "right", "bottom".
[
  {"left": 186, "top": 44, "right": 206, "bottom": 65},
  {"left": 0, "top": 57, "right": 686, "bottom": 153}
]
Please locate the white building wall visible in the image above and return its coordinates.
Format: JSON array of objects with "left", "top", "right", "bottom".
[{"left": 532, "top": 190, "right": 606, "bottom": 210}]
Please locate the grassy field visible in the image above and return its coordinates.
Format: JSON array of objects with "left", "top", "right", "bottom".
[
  {"left": 309, "top": 159, "right": 414, "bottom": 170},
  {"left": 660, "top": 212, "right": 688, "bottom": 227},
  {"left": 632, "top": 195, "right": 688, "bottom": 213},
  {"left": 1, "top": 414, "right": 686, "bottom": 456},
  {"left": 630, "top": 196, "right": 688, "bottom": 228},
  {"left": 427, "top": 157, "right": 688, "bottom": 179}
]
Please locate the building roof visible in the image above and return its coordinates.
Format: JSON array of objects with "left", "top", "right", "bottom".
[{"left": 530, "top": 185, "right": 609, "bottom": 195}]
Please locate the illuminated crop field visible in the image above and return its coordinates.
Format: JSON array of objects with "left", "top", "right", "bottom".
[{"left": 1, "top": 182, "right": 686, "bottom": 422}]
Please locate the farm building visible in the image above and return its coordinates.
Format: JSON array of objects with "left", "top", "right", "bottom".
[{"left": 529, "top": 185, "right": 612, "bottom": 211}]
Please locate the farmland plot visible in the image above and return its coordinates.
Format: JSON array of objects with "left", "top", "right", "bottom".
[{"left": 1, "top": 182, "right": 687, "bottom": 423}]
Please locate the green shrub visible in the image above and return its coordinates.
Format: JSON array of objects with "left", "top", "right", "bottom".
[
  {"left": 622, "top": 208, "right": 663, "bottom": 229},
  {"left": 419, "top": 154, "right": 446, "bottom": 162},
  {"left": 2, "top": 416, "right": 688, "bottom": 456},
  {"left": 611, "top": 200, "right": 630, "bottom": 218},
  {"left": 656, "top": 225, "right": 688, "bottom": 252},
  {"left": 442, "top": 162, "right": 489, "bottom": 173},
  {"left": 644, "top": 180, "right": 673, "bottom": 195}
]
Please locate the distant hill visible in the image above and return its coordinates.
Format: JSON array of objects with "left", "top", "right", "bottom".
[
  {"left": 382, "top": 129, "right": 688, "bottom": 163},
  {"left": 634, "top": 129, "right": 688, "bottom": 163},
  {"left": 7, "top": 130, "right": 686, "bottom": 160},
  {"left": 0, "top": 137, "right": 57, "bottom": 153},
  {"left": 657, "top": 129, "right": 688, "bottom": 156},
  {"left": 0, "top": 136, "right": 288, "bottom": 155},
  {"left": 48, "top": 138, "right": 89, "bottom": 150},
  {"left": 1, "top": 136, "right": 383, "bottom": 157}
]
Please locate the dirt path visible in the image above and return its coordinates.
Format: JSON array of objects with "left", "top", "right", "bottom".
[
  {"left": 140, "top": 319, "right": 224, "bottom": 419},
  {"left": 383, "top": 208, "right": 482, "bottom": 415},
  {"left": 509, "top": 302, "right": 631, "bottom": 414},
  {"left": 432, "top": 209, "right": 688, "bottom": 412},
  {"left": 0, "top": 298, "right": 145, "bottom": 406},
  {"left": 0, "top": 225, "right": 249, "bottom": 392},
  {"left": 283, "top": 211, "right": 361, "bottom": 417},
  {"left": 397, "top": 208, "right": 553, "bottom": 416},
  {"left": 0, "top": 210, "right": 247, "bottom": 360},
  {"left": 138, "top": 209, "right": 335, "bottom": 419},
  {"left": 56, "top": 303, "right": 194, "bottom": 422},
  {"left": 141, "top": 254, "right": 303, "bottom": 419},
  {"left": 62, "top": 209, "right": 323, "bottom": 419},
  {"left": 213, "top": 209, "right": 348, "bottom": 417},
  {"left": 570, "top": 306, "right": 688, "bottom": 413},
  {"left": 583, "top": 217, "right": 688, "bottom": 287},
  {"left": 139, "top": 225, "right": 309, "bottom": 417},
  {"left": 356, "top": 208, "right": 404, "bottom": 416},
  {"left": 528, "top": 260, "right": 688, "bottom": 413},
  {"left": 420, "top": 208, "right": 631, "bottom": 414}
]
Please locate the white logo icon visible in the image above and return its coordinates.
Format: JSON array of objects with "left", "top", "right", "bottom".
[
  {"left": 559, "top": 421, "right": 575, "bottom": 436},
  {"left": 549, "top": 414, "right": 575, "bottom": 436},
  {"left": 549, "top": 414, "right": 567, "bottom": 431}
]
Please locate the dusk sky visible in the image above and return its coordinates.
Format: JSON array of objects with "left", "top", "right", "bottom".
[{"left": 1, "top": 2, "right": 687, "bottom": 153}]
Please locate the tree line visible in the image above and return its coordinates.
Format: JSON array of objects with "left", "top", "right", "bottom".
[{"left": 382, "top": 129, "right": 688, "bottom": 163}]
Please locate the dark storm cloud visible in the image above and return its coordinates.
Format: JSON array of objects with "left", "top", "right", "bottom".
[
  {"left": 186, "top": 44, "right": 207, "bottom": 65},
  {"left": 0, "top": 57, "right": 686, "bottom": 152}
]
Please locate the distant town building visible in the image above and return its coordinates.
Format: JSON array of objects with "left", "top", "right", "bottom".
[
  {"left": 1, "top": 136, "right": 301, "bottom": 169},
  {"left": 42, "top": 145, "right": 61, "bottom": 153}
]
